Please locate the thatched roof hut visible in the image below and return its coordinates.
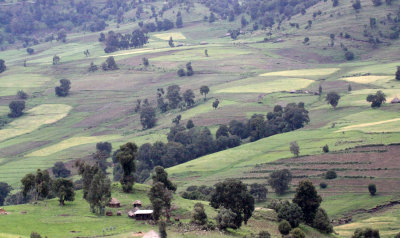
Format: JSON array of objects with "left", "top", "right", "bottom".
[
  {"left": 133, "top": 200, "right": 142, "bottom": 208},
  {"left": 108, "top": 198, "right": 121, "bottom": 208},
  {"left": 391, "top": 97, "right": 400, "bottom": 104}
]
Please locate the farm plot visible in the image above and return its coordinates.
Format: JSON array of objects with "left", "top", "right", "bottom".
[
  {"left": 260, "top": 68, "right": 339, "bottom": 77},
  {"left": 154, "top": 32, "right": 187, "bottom": 40},
  {"left": 0, "top": 104, "right": 72, "bottom": 142},
  {"left": 0, "top": 74, "right": 52, "bottom": 96},
  {"left": 216, "top": 77, "right": 314, "bottom": 94},
  {"left": 340, "top": 75, "right": 393, "bottom": 84}
]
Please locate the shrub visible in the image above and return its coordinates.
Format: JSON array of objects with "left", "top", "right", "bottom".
[
  {"left": 291, "top": 228, "right": 305, "bottom": 238},
  {"left": 177, "top": 68, "right": 186, "bottom": 77},
  {"left": 352, "top": 227, "right": 380, "bottom": 238},
  {"left": 278, "top": 220, "right": 291, "bottom": 236},
  {"left": 323, "top": 144, "right": 329, "bottom": 153},
  {"left": 320, "top": 182, "right": 328, "bottom": 189},
  {"left": 368, "top": 184, "right": 377, "bottom": 195},
  {"left": 345, "top": 51, "right": 355, "bottom": 60},
  {"left": 277, "top": 202, "right": 303, "bottom": 228},
  {"left": 257, "top": 231, "right": 271, "bottom": 238},
  {"left": 8, "top": 101, "right": 25, "bottom": 118},
  {"left": 313, "top": 208, "right": 333, "bottom": 233},
  {"left": 17, "top": 90, "right": 28, "bottom": 100},
  {"left": 396, "top": 66, "right": 400, "bottom": 80},
  {"left": 325, "top": 170, "right": 337, "bottom": 179},
  {"left": 192, "top": 203, "right": 208, "bottom": 225},
  {"left": 27, "top": 48, "right": 34, "bottom": 55},
  {"left": 30, "top": 232, "right": 42, "bottom": 238},
  {"left": 216, "top": 207, "right": 237, "bottom": 230}
]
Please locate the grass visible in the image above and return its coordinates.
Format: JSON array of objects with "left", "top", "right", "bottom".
[
  {"left": 340, "top": 75, "right": 393, "bottom": 84},
  {"left": 0, "top": 73, "right": 52, "bottom": 96},
  {"left": 216, "top": 78, "right": 314, "bottom": 93},
  {"left": 0, "top": 104, "right": 72, "bottom": 142}
]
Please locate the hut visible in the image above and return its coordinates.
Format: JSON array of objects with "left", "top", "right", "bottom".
[
  {"left": 134, "top": 210, "right": 153, "bottom": 220},
  {"left": 391, "top": 97, "right": 400, "bottom": 104},
  {"left": 133, "top": 200, "right": 142, "bottom": 208},
  {"left": 108, "top": 198, "right": 121, "bottom": 208}
]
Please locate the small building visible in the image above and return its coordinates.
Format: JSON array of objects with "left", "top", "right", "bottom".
[
  {"left": 391, "top": 97, "right": 400, "bottom": 104},
  {"left": 108, "top": 198, "right": 121, "bottom": 208},
  {"left": 133, "top": 200, "right": 142, "bottom": 208},
  {"left": 134, "top": 210, "right": 153, "bottom": 220}
]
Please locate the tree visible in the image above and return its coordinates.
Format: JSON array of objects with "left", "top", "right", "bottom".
[
  {"left": 216, "top": 207, "right": 236, "bottom": 230},
  {"left": 353, "top": 0, "right": 362, "bottom": 10},
  {"left": 372, "top": 0, "right": 382, "bottom": 6},
  {"left": 216, "top": 125, "right": 229, "bottom": 139},
  {"left": 366, "top": 91, "right": 386, "bottom": 108},
  {"left": 177, "top": 68, "right": 186, "bottom": 77},
  {"left": 186, "top": 62, "right": 194, "bottom": 76},
  {"left": 313, "top": 208, "right": 333, "bottom": 233},
  {"left": 293, "top": 180, "right": 322, "bottom": 224},
  {"left": 352, "top": 228, "right": 380, "bottom": 238},
  {"left": 172, "top": 115, "right": 181, "bottom": 125},
  {"left": 200, "top": 86, "right": 210, "bottom": 100},
  {"left": 291, "top": 228, "right": 305, "bottom": 238},
  {"left": 30, "top": 232, "right": 42, "bottom": 238},
  {"left": 152, "top": 166, "right": 176, "bottom": 192},
  {"left": 396, "top": 66, "right": 400, "bottom": 80},
  {"left": 168, "top": 37, "right": 174, "bottom": 47},
  {"left": 278, "top": 202, "right": 303, "bottom": 228},
  {"left": 86, "top": 169, "right": 111, "bottom": 215},
  {"left": 323, "top": 144, "right": 329, "bottom": 153},
  {"left": 212, "top": 99, "right": 220, "bottom": 109},
  {"left": 249, "top": 183, "right": 268, "bottom": 202},
  {"left": 8, "top": 101, "right": 25, "bottom": 118},
  {"left": 88, "top": 62, "right": 98, "bottom": 72},
  {"left": 290, "top": 141, "right": 300, "bottom": 157},
  {"left": 186, "top": 120, "right": 195, "bottom": 129},
  {"left": 345, "top": 51, "right": 355, "bottom": 61},
  {"left": 21, "top": 169, "right": 51, "bottom": 200},
  {"left": 192, "top": 202, "right": 208, "bottom": 225},
  {"left": 319, "top": 85, "right": 322, "bottom": 95},
  {"left": 96, "top": 142, "right": 112, "bottom": 155},
  {"left": 140, "top": 106, "right": 157, "bottom": 129},
  {"left": 278, "top": 220, "right": 292, "bottom": 236},
  {"left": 149, "top": 182, "right": 172, "bottom": 221},
  {"left": 326, "top": 92, "right": 341, "bottom": 109},
  {"left": 159, "top": 221, "right": 167, "bottom": 238},
  {"left": 55, "top": 79, "right": 71, "bottom": 97},
  {"left": 0, "top": 59, "right": 6, "bottom": 73},
  {"left": 116, "top": 142, "right": 138, "bottom": 193},
  {"left": 53, "top": 55, "right": 60, "bottom": 65},
  {"left": 241, "top": 16, "right": 248, "bottom": 27},
  {"left": 0, "top": 182, "right": 11, "bottom": 206},
  {"left": 257, "top": 231, "right": 271, "bottom": 238},
  {"left": 210, "top": 179, "right": 255, "bottom": 228},
  {"left": 183, "top": 89, "right": 195, "bottom": 107},
  {"left": 325, "top": 170, "right": 337, "bottom": 179},
  {"left": 166, "top": 85, "right": 182, "bottom": 109},
  {"left": 102, "top": 56, "right": 118, "bottom": 71},
  {"left": 348, "top": 84, "right": 352, "bottom": 92},
  {"left": 143, "top": 57, "right": 149, "bottom": 67},
  {"left": 176, "top": 14, "right": 183, "bottom": 28},
  {"left": 52, "top": 178, "right": 75, "bottom": 206},
  {"left": 368, "top": 184, "right": 377, "bottom": 195},
  {"left": 57, "top": 29, "right": 67, "bottom": 42},
  {"left": 27, "top": 48, "right": 34, "bottom": 55},
  {"left": 229, "top": 120, "right": 249, "bottom": 139},
  {"left": 52, "top": 162, "right": 71, "bottom": 178},
  {"left": 209, "top": 13, "right": 216, "bottom": 23},
  {"left": 268, "top": 169, "right": 292, "bottom": 195}
]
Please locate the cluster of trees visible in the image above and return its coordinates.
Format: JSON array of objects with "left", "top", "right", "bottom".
[
  {"left": 138, "top": 18, "right": 175, "bottom": 33},
  {"left": 201, "top": 0, "right": 320, "bottom": 28},
  {"left": 100, "top": 30, "right": 149, "bottom": 53},
  {"left": 0, "top": 0, "right": 154, "bottom": 46},
  {"left": 8, "top": 100, "right": 25, "bottom": 118},
  {"left": 177, "top": 62, "right": 194, "bottom": 77},
  {"left": 102, "top": 56, "right": 119, "bottom": 71},
  {"left": 367, "top": 91, "right": 386, "bottom": 108},
  {"left": 55, "top": 79, "right": 71, "bottom": 97},
  {"left": 270, "top": 180, "right": 332, "bottom": 235},
  {"left": 21, "top": 169, "right": 75, "bottom": 206}
]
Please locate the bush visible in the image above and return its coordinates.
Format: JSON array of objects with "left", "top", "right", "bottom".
[
  {"left": 352, "top": 227, "right": 380, "bottom": 238},
  {"left": 177, "top": 68, "right": 186, "bottom": 77},
  {"left": 278, "top": 220, "right": 291, "bottom": 236},
  {"left": 192, "top": 202, "right": 208, "bottom": 225},
  {"left": 27, "top": 48, "right": 34, "bottom": 55},
  {"left": 395, "top": 232, "right": 400, "bottom": 238},
  {"left": 55, "top": 79, "right": 71, "bottom": 97},
  {"left": 8, "top": 101, "right": 25, "bottom": 118},
  {"left": 291, "top": 228, "right": 305, "bottom": 238},
  {"left": 257, "top": 231, "right": 271, "bottom": 238},
  {"left": 368, "top": 184, "right": 377, "bottom": 196},
  {"left": 17, "top": 90, "right": 28, "bottom": 100},
  {"left": 30, "top": 232, "right": 42, "bottom": 238},
  {"left": 216, "top": 207, "right": 237, "bottom": 230},
  {"left": 325, "top": 170, "right": 337, "bottom": 179},
  {"left": 313, "top": 208, "right": 333, "bottom": 233},
  {"left": 320, "top": 182, "right": 328, "bottom": 189},
  {"left": 322, "top": 144, "right": 329, "bottom": 153},
  {"left": 277, "top": 202, "right": 303, "bottom": 228},
  {"left": 345, "top": 51, "right": 355, "bottom": 60}
]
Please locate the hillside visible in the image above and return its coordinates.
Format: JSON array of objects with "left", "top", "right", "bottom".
[{"left": 0, "top": 0, "right": 400, "bottom": 237}]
